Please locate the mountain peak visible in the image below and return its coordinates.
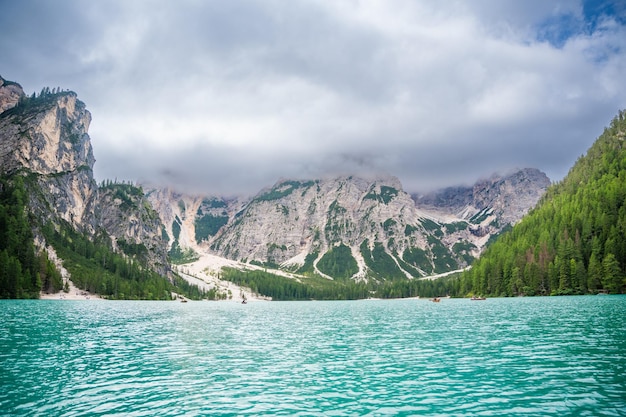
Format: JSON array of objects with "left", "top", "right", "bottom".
[
  {"left": 0, "top": 76, "right": 24, "bottom": 114},
  {"left": 148, "top": 170, "right": 549, "bottom": 281},
  {"left": 413, "top": 168, "right": 550, "bottom": 225}
]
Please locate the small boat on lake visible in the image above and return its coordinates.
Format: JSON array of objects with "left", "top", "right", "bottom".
[
  {"left": 430, "top": 297, "right": 441, "bottom": 302},
  {"left": 470, "top": 296, "right": 486, "bottom": 301}
]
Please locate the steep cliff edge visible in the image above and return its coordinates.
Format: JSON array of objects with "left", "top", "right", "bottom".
[
  {"left": 0, "top": 86, "right": 97, "bottom": 231},
  {"left": 0, "top": 77, "right": 171, "bottom": 291},
  {"left": 0, "top": 77, "right": 23, "bottom": 113}
]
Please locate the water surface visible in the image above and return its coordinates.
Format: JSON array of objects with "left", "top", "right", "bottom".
[{"left": 1, "top": 296, "right": 625, "bottom": 416}]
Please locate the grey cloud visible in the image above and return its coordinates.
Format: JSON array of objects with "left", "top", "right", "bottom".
[{"left": 2, "top": 0, "right": 626, "bottom": 197}]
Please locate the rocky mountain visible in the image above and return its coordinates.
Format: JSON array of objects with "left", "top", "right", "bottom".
[
  {"left": 459, "top": 110, "right": 626, "bottom": 296},
  {"left": 413, "top": 168, "right": 551, "bottom": 237},
  {"left": 0, "top": 77, "right": 23, "bottom": 113},
  {"left": 0, "top": 76, "right": 169, "bottom": 277},
  {"left": 148, "top": 169, "right": 550, "bottom": 281},
  {"left": 1, "top": 74, "right": 551, "bottom": 299},
  {"left": 0, "top": 79, "right": 97, "bottom": 232}
]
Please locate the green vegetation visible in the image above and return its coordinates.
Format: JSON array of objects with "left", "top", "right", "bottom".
[
  {"left": 375, "top": 275, "right": 458, "bottom": 299},
  {"left": 429, "top": 236, "right": 458, "bottom": 273},
  {"left": 404, "top": 224, "right": 419, "bottom": 236},
  {"left": 99, "top": 180, "right": 145, "bottom": 210},
  {"left": 194, "top": 214, "right": 228, "bottom": 243},
  {"left": 250, "top": 259, "right": 279, "bottom": 269},
  {"left": 296, "top": 251, "right": 319, "bottom": 275},
  {"left": 220, "top": 267, "right": 454, "bottom": 300},
  {"left": 364, "top": 185, "right": 399, "bottom": 204},
  {"left": 459, "top": 111, "right": 626, "bottom": 296},
  {"left": 383, "top": 218, "right": 397, "bottom": 234},
  {"left": 403, "top": 247, "right": 432, "bottom": 274},
  {"left": 42, "top": 220, "right": 209, "bottom": 300},
  {"left": 2, "top": 86, "right": 74, "bottom": 119},
  {"left": 391, "top": 249, "right": 423, "bottom": 278},
  {"left": 171, "top": 273, "right": 227, "bottom": 300},
  {"left": 172, "top": 217, "right": 181, "bottom": 240},
  {"left": 221, "top": 267, "right": 370, "bottom": 300},
  {"left": 0, "top": 176, "right": 41, "bottom": 298},
  {"left": 360, "top": 240, "right": 406, "bottom": 280},
  {"left": 327, "top": 199, "right": 346, "bottom": 215},
  {"left": 254, "top": 180, "right": 315, "bottom": 202},
  {"left": 168, "top": 241, "right": 199, "bottom": 265},
  {"left": 445, "top": 222, "right": 468, "bottom": 233},
  {"left": 325, "top": 200, "right": 350, "bottom": 244},
  {"left": 201, "top": 197, "right": 227, "bottom": 208},
  {"left": 38, "top": 250, "right": 64, "bottom": 294},
  {"left": 469, "top": 208, "right": 492, "bottom": 225},
  {"left": 117, "top": 238, "right": 148, "bottom": 258},
  {"left": 43, "top": 222, "right": 166, "bottom": 299},
  {"left": 266, "top": 243, "right": 287, "bottom": 266},
  {"left": 0, "top": 174, "right": 208, "bottom": 300},
  {"left": 420, "top": 218, "right": 443, "bottom": 237},
  {"left": 317, "top": 243, "right": 359, "bottom": 280},
  {"left": 452, "top": 241, "right": 476, "bottom": 265},
  {"left": 168, "top": 215, "right": 200, "bottom": 263}
]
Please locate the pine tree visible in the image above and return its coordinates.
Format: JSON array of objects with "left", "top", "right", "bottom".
[
  {"left": 458, "top": 110, "right": 626, "bottom": 296},
  {"left": 602, "top": 253, "right": 622, "bottom": 293}
]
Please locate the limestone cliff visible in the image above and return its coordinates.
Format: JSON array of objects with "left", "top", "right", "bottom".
[
  {"left": 0, "top": 77, "right": 170, "bottom": 277},
  {"left": 0, "top": 76, "right": 23, "bottom": 113},
  {"left": 97, "top": 183, "right": 170, "bottom": 276},
  {"left": 0, "top": 86, "right": 96, "bottom": 231},
  {"left": 413, "top": 168, "right": 551, "bottom": 234},
  {"left": 149, "top": 171, "right": 549, "bottom": 281},
  {"left": 210, "top": 176, "right": 436, "bottom": 278}
]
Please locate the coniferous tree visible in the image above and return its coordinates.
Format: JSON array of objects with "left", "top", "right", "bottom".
[{"left": 457, "top": 110, "right": 626, "bottom": 296}]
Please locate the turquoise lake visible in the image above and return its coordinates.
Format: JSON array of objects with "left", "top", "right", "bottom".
[{"left": 1, "top": 296, "right": 625, "bottom": 416}]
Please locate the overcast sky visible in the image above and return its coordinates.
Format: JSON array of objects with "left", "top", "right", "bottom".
[{"left": 1, "top": 0, "right": 625, "bottom": 196}]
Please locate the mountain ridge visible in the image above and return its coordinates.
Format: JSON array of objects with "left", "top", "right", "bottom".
[
  {"left": 147, "top": 169, "right": 550, "bottom": 282},
  {"left": 459, "top": 110, "right": 626, "bottom": 296},
  {"left": 0, "top": 75, "right": 553, "bottom": 299},
  {"left": 0, "top": 76, "right": 177, "bottom": 298}
]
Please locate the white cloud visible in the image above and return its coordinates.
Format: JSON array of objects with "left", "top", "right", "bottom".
[{"left": 1, "top": 0, "right": 625, "bottom": 195}]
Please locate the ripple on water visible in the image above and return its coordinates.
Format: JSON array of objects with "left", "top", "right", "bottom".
[{"left": 1, "top": 297, "right": 625, "bottom": 416}]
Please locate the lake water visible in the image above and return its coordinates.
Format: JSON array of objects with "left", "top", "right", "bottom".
[{"left": 1, "top": 296, "right": 625, "bottom": 416}]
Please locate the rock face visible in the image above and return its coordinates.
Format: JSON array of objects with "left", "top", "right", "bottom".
[
  {"left": 149, "top": 170, "right": 550, "bottom": 280},
  {"left": 1, "top": 75, "right": 550, "bottom": 283},
  {"left": 210, "top": 177, "right": 430, "bottom": 276},
  {"left": 413, "top": 168, "right": 551, "bottom": 229},
  {"left": 97, "top": 184, "right": 170, "bottom": 275},
  {"left": 0, "top": 77, "right": 169, "bottom": 275},
  {"left": 0, "top": 76, "right": 23, "bottom": 113},
  {"left": 0, "top": 87, "right": 96, "bottom": 230}
]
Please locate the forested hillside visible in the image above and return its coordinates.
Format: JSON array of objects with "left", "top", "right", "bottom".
[
  {"left": 459, "top": 111, "right": 626, "bottom": 296},
  {"left": 0, "top": 174, "right": 205, "bottom": 300},
  {"left": 0, "top": 77, "right": 214, "bottom": 300},
  {"left": 0, "top": 176, "right": 41, "bottom": 298}
]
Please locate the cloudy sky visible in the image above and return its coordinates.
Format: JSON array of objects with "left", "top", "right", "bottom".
[{"left": 1, "top": 0, "right": 625, "bottom": 196}]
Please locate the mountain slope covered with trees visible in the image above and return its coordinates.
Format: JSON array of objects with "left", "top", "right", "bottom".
[
  {"left": 0, "top": 77, "right": 209, "bottom": 300},
  {"left": 459, "top": 111, "right": 626, "bottom": 296}
]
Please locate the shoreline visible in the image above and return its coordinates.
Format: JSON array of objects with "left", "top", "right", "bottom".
[{"left": 39, "top": 277, "right": 102, "bottom": 300}]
